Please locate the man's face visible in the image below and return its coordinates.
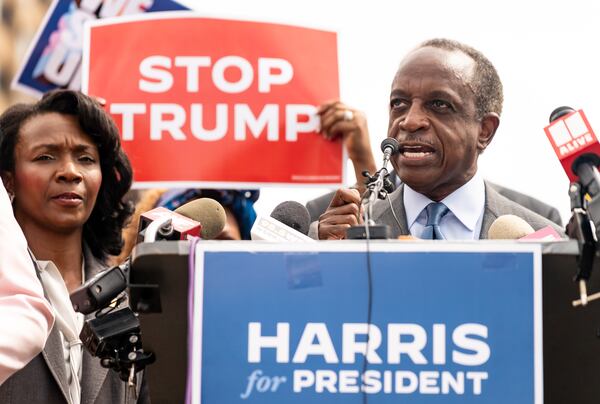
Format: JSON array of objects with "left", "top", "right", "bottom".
[{"left": 388, "top": 47, "right": 495, "bottom": 201}]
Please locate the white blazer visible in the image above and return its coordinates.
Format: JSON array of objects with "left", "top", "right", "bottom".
[{"left": 0, "top": 178, "right": 54, "bottom": 385}]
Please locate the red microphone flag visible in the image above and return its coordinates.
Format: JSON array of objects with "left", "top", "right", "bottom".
[{"left": 544, "top": 109, "right": 600, "bottom": 181}]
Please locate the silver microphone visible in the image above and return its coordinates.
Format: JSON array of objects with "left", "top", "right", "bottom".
[
  {"left": 381, "top": 137, "right": 400, "bottom": 169},
  {"left": 362, "top": 138, "right": 400, "bottom": 206}
]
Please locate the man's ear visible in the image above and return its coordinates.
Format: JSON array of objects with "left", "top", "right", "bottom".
[{"left": 477, "top": 112, "right": 500, "bottom": 152}]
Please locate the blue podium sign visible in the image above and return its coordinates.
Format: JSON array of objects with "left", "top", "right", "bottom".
[{"left": 189, "top": 242, "right": 542, "bottom": 404}]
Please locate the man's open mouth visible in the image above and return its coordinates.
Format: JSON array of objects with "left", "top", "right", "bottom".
[{"left": 399, "top": 144, "right": 436, "bottom": 158}]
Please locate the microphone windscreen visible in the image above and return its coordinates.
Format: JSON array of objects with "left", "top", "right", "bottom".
[
  {"left": 175, "top": 198, "right": 227, "bottom": 240},
  {"left": 487, "top": 214, "right": 535, "bottom": 239},
  {"left": 381, "top": 137, "right": 400, "bottom": 154},
  {"left": 549, "top": 106, "right": 575, "bottom": 123},
  {"left": 270, "top": 201, "right": 311, "bottom": 236}
]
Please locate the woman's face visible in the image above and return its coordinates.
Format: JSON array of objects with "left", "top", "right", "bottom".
[{"left": 4, "top": 112, "right": 102, "bottom": 235}]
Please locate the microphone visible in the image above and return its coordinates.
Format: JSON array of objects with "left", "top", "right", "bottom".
[
  {"left": 347, "top": 138, "right": 400, "bottom": 240},
  {"left": 270, "top": 201, "right": 311, "bottom": 235},
  {"left": 139, "top": 207, "right": 200, "bottom": 242},
  {"left": 139, "top": 198, "right": 226, "bottom": 242},
  {"left": 488, "top": 215, "right": 562, "bottom": 241},
  {"left": 381, "top": 137, "right": 400, "bottom": 169},
  {"left": 251, "top": 201, "right": 314, "bottom": 242},
  {"left": 544, "top": 106, "right": 600, "bottom": 190},
  {"left": 361, "top": 138, "right": 399, "bottom": 204},
  {"left": 174, "top": 198, "right": 227, "bottom": 240},
  {"left": 487, "top": 215, "right": 534, "bottom": 239},
  {"left": 545, "top": 107, "right": 600, "bottom": 306}
]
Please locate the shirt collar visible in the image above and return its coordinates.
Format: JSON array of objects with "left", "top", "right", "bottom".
[
  {"left": 404, "top": 185, "right": 435, "bottom": 229},
  {"left": 36, "top": 259, "right": 51, "bottom": 272},
  {"left": 403, "top": 170, "right": 485, "bottom": 231}
]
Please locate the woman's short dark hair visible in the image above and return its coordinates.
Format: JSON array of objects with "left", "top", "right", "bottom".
[{"left": 0, "top": 90, "right": 133, "bottom": 262}]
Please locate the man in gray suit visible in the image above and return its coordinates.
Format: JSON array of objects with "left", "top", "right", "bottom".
[
  {"left": 317, "top": 38, "right": 562, "bottom": 240},
  {"left": 307, "top": 174, "right": 563, "bottom": 227}
]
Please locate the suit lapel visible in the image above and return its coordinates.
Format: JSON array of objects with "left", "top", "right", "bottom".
[
  {"left": 480, "top": 182, "right": 501, "bottom": 239},
  {"left": 42, "top": 327, "right": 72, "bottom": 404},
  {"left": 393, "top": 185, "right": 409, "bottom": 235},
  {"left": 80, "top": 247, "right": 110, "bottom": 404},
  {"left": 372, "top": 185, "right": 409, "bottom": 236},
  {"left": 81, "top": 350, "right": 109, "bottom": 404},
  {"left": 32, "top": 256, "right": 72, "bottom": 404}
]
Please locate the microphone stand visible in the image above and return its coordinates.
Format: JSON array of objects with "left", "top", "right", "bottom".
[
  {"left": 345, "top": 140, "right": 399, "bottom": 404},
  {"left": 568, "top": 156, "right": 600, "bottom": 307},
  {"left": 347, "top": 139, "right": 398, "bottom": 240},
  {"left": 567, "top": 182, "right": 596, "bottom": 306},
  {"left": 548, "top": 108, "right": 600, "bottom": 306}
]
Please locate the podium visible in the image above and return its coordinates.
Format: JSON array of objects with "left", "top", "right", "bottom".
[{"left": 130, "top": 240, "right": 600, "bottom": 403}]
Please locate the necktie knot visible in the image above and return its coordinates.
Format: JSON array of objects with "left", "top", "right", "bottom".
[
  {"left": 425, "top": 202, "right": 449, "bottom": 226},
  {"left": 422, "top": 202, "right": 449, "bottom": 240}
]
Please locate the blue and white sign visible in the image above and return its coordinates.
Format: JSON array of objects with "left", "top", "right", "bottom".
[
  {"left": 12, "top": 0, "right": 188, "bottom": 97},
  {"left": 190, "top": 242, "right": 542, "bottom": 404}
]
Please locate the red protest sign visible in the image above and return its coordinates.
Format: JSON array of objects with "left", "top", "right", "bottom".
[{"left": 83, "top": 13, "right": 343, "bottom": 187}]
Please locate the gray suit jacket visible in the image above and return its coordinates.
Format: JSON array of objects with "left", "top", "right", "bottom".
[
  {"left": 306, "top": 175, "right": 563, "bottom": 227},
  {"left": 369, "top": 182, "right": 564, "bottom": 239},
  {"left": 0, "top": 248, "right": 149, "bottom": 404},
  {"left": 487, "top": 182, "right": 563, "bottom": 227}
]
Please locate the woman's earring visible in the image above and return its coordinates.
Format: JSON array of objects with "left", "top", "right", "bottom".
[{"left": 8, "top": 192, "right": 14, "bottom": 203}]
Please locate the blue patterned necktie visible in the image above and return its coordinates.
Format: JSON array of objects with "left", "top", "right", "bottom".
[{"left": 421, "top": 202, "right": 449, "bottom": 240}]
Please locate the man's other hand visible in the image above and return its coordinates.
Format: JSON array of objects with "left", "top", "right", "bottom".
[{"left": 318, "top": 188, "right": 362, "bottom": 240}]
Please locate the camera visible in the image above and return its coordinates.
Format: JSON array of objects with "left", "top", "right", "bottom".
[{"left": 70, "top": 264, "right": 154, "bottom": 382}]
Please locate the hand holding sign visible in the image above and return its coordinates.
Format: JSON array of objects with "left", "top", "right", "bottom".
[{"left": 318, "top": 101, "right": 377, "bottom": 191}]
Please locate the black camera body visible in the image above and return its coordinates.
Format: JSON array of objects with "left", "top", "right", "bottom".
[
  {"left": 80, "top": 307, "right": 140, "bottom": 357},
  {"left": 70, "top": 263, "right": 154, "bottom": 382},
  {"left": 70, "top": 265, "right": 128, "bottom": 315}
]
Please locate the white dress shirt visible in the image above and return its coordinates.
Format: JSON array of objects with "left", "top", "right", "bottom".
[
  {"left": 403, "top": 171, "right": 486, "bottom": 240},
  {"left": 37, "top": 260, "right": 84, "bottom": 404}
]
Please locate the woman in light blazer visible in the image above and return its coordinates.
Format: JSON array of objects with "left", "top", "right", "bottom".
[{"left": 0, "top": 90, "right": 148, "bottom": 404}]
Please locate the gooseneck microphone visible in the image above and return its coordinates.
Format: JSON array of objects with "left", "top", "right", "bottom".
[
  {"left": 381, "top": 137, "right": 400, "bottom": 169},
  {"left": 347, "top": 138, "right": 400, "bottom": 240},
  {"left": 361, "top": 138, "right": 400, "bottom": 205}
]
